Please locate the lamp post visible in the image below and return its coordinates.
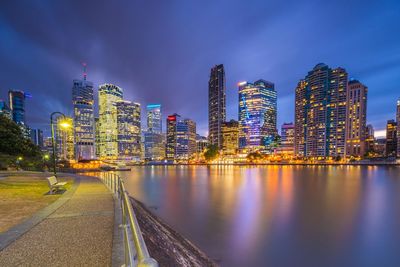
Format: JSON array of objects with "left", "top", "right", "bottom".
[{"left": 50, "top": 112, "right": 71, "bottom": 177}]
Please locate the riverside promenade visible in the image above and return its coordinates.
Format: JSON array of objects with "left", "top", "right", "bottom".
[{"left": 0, "top": 174, "right": 114, "bottom": 266}]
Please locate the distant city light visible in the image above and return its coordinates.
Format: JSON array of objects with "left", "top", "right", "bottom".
[{"left": 238, "top": 81, "right": 247, "bottom": 86}]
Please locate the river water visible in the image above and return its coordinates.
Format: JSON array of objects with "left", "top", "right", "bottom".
[{"left": 120, "top": 165, "right": 400, "bottom": 267}]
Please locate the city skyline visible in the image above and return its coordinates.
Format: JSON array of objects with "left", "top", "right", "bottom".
[{"left": 0, "top": 1, "right": 399, "bottom": 137}]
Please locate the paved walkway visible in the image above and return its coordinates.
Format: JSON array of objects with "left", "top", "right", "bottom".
[{"left": 0, "top": 175, "right": 114, "bottom": 266}]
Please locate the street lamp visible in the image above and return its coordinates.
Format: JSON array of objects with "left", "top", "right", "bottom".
[{"left": 50, "top": 112, "right": 71, "bottom": 177}]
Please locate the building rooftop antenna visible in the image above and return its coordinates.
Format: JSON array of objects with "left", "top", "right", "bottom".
[{"left": 82, "top": 62, "right": 87, "bottom": 81}]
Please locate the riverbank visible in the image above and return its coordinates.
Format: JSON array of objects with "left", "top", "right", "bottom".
[{"left": 130, "top": 197, "right": 217, "bottom": 267}]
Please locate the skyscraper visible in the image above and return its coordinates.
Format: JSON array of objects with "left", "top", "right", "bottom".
[
  {"left": 98, "top": 84, "right": 123, "bottom": 159},
  {"left": 208, "top": 64, "right": 226, "bottom": 149},
  {"left": 345, "top": 80, "right": 368, "bottom": 157},
  {"left": 176, "top": 118, "right": 196, "bottom": 160},
  {"left": 56, "top": 116, "right": 74, "bottom": 161},
  {"left": 30, "top": 129, "right": 44, "bottom": 147},
  {"left": 280, "top": 123, "right": 295, "bottom": 155},
  {"left": 397, "top": 99, "right": 400, "bottom": 158},
  {"left": 386, "top": 119, "right": 397, "bottom": 157},
  {"left": 238, "top": 80, "right": 277, "bottom": 152},
  {"left": 8, "top": 90, "right": 26, "bottom": 125},
  {"left": 144, "top": 104, "right": 165, "bottom": 160},
  {"left": 166, "top": 114, "right": 179, "bottom": 161},
  {"left": 221, "top": 120, "right": 239, "bottom": 155},
  {"left": 365, "top": 124, "right": 375, "bottom": 154},
  {"left": 116, "top": 100, "right": 141, "bottom": 160},
  {"left": 166, "top": 114, "right": 196, "bottom": 161},
  {"left": 94, "top": 117, "right": 100, "bottom": 158},
  {"left": 146, "top": 104, "right": 162, "bottom": 133},
  {"left": 144, "top": 132, "right": 165, "bottom": 160},
  {"left": 295, "top": 63, "right": 348, "bottom": 158},
  {"left": 8, "top": 90, "right": 30, "bottom": 138},
  {"left": 72, "top": 64, "right": 95, "bottom": 160}
]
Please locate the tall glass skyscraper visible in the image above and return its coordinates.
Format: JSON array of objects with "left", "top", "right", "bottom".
[
  {"left": 146, "top": 104, "right": 162, "bottom": 133},
  {"left": 144, "top": 104, "right": 165, "bottom": 160},
  {"left": 116, "top": 100, "right": 141, "bottom": 160},
  {"left": 8, "top": 90, "right": 31, "bottom": 138},
  {"left": 98, "top": 84, "right": 123, "bottom": 159},
  {"left": 208, "top": 64, "right": 226, "bottom": 149},
  {"left": 238, "top": 80, "right": 277, "bottom": 152},
  {"left": 8, "top": 90, "right": 26, "bottom": 125},
  {"left": 72, "top": 67, "right": 95, "bottom": 160},
  {"left": 166, "top": 114, "right": 196, "bottom": 161},
  {"left": 295, "top": 63, "right": 348, "bottom": 158},
  {"left": 166, "top": 114, "right": 179, "bottom": 161}
]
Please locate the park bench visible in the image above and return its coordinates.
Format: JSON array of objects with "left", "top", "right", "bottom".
[{"left": 46, "top": 176, "right": 67, "bottom": 194}]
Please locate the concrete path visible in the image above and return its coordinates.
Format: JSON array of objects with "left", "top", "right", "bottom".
[{"left": 0, "top": 175, "right": 114, "bottom": 266}]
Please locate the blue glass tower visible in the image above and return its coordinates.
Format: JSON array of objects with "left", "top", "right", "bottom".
[{"left": 238, "top": 80, "right": 277, "bottom": 152}]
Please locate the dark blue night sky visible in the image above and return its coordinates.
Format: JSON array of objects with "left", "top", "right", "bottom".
[{"left": 0, "top": 0, "right": 399, "bottom": 137}]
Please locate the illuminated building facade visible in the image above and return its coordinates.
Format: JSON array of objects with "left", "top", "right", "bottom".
[
  {"left": 166, "top": 114, "right": 179, "bottom": 161},
  {"left": 385, "top": 119, "right": 397, "bottom": 157},
  {"left": 8, "top": 90, "right": 26, "bottom": 125},
  {"left": 147, "top": 104, "right": 162, "bottom": 133},
  {"left": 94, "top": 117, "right": 100, "bottom": 158},
  {"left": 238, "top": 80, "right": 277, "bottom": 152},
  {"left": 280, "top": 122, "right": 294, "bottom": 155},
  {"left": 144, "top": 132, "right": 165, "bottom": 160},
  {"left": 144, "top": 104, "right": 165, "bottom": 160},
  {"left": 116, "top": 100, "right": 141, "bottom": 160},
  {"left": 176, "top": 118, "right": 196, "bottom": 160},
  {"left": 98, "top": 84, "right": 123, "bottom": 159},
  {"left": 208, "top": 64, "right": 226, "bottom": 149},
  {"left": 0, "top": 99, "right": 12, "bottom": 120},
  {"left": 365, "top": 124, "right": 375, "bottom": 154},
  {"left": 221, "top": 120, "right": 239, "bottom": 155},
  {"left": 397, "top": 100, "right": 400, "bottom": 157},
  {"left": 166, "top": 114, "right": 196, "bottom": 161},
  {"left": 196, "top": 135, "right": 208, "bottom": 154},
  {"left": 345, "top": 80, "right": 368, "bottom": 157},
  {"left": 295, "top": 63, "right": 348, "bottom": 158},
  {"left": 72, "top": 69, "right": 95, "bottom": 160},
  {"left": 56, "top": 116, "right": 74, "bottom": 161},
  {"left": 8, "top": 90, "right": 31, "bottom": 138}
]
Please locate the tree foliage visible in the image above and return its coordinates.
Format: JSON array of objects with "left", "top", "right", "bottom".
[
  {"left": 204, "top": 144, "right": 219, "bottom": 161},
  {"left": 0, "top": 115, "right": 42, "bottom": 157},
  {"left": 246, "top": 151, "right": 263, "bottom": 162}
]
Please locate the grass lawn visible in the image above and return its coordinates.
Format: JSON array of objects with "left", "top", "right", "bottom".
[{"left": 0, "top": 174, "right": 73, "bottom": 232}]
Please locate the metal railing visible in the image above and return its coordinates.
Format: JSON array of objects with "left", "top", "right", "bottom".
[{"left": 99, "top": 172, "right": 158, "bottom": 267}]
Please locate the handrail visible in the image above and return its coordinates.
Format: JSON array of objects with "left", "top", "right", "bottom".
[{"left": 98, "top": 172, "right": 158, "bottom": 267}]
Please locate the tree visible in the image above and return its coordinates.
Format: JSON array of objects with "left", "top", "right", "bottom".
[
  {"left": 204, "top": 144, "right": 219, "bottom": 162},
  {"left": 0, "top": 115, "right": 42, "bottom": 170},
  {"left": 247, "top": 151, "right": 263, "bottom": 163}
]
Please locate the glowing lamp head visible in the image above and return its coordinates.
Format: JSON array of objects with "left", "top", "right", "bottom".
[
  {"left": 59, "top": 120, "right": 71, "bottom": 129},
  {"left": 238, "top": 81, "right": 247, "bottom": 86},
  {"left": 17, "top": 156, "right": 23, "bottom": 161}
]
